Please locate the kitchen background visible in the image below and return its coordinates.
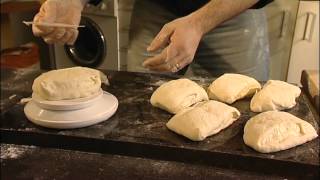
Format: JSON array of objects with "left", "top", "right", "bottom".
[{"left": 0, "top": 0, "right": 319, "bottom": 85}]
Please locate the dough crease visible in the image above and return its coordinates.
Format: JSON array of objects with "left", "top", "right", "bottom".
[
  {"left": 243, "top": 111, "right": 318, "bottom": 153},
  {"left": 167, "top": 100, "right": 241, "bottom": 141},
  {"left": 150, "top": 79, "right": 209, "bottom": 114}
]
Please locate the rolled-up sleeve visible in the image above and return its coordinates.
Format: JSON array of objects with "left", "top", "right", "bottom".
[
  {"left": 88, "top": 0, "right": 102, "bottom": 6},
  {"left": 252, "top": 0, "right": 273, "bottom": 9},
  {"left": 89, "top": 0, "right": 273, "bottom": 9}
]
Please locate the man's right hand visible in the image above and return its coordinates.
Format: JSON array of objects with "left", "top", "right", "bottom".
[{"left": 32, "top": 0, "right": 87, "bottom": 45}]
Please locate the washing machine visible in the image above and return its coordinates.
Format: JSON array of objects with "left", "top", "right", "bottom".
[{"left": 51, "top": 0, "right": 119, "bottom": 70}]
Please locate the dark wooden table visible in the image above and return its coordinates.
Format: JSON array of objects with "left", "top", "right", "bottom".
[{"left": 1, "top": 69, "right": 319, "bottom": 179}]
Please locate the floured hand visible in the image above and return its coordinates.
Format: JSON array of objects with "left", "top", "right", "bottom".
[{"left": 143, "top": 16, "right": 203, "bottom": 73}]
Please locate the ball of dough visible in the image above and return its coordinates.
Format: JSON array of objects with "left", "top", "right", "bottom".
[
  {"left": 150, "top": 79, "right": 209, "bottom": 114},
  {"left": 250, "top": 80, "right": 301, "bottom": 112},
  {"left": 243, "top": 111, "right": 318, "bottom": 153},
  {"left": 207, "top": 73, "right": 261, "bottom": 104},
  {"left": 32, "top": 67, "right": 104, "bottom": 100},
  {"left": 166, "top": 100, "right": 241, "bottom": 141}
]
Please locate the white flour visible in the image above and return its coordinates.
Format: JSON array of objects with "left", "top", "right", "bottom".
[
  {"left": 151, "top": 80, "right": 168, "bottom": 86},
  {"left": 1, "top": 144, "right": 36, "bottom": 159}
]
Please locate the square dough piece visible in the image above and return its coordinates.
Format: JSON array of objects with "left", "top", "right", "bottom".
[
  {"left": 207, "top": 73, "right": 261, "bottom": 104},
  {"left": 150, "top": 79, "right": 209, "bottom": 114},
  {"left": 250, "top": 80, "right": 301, "bottom": 112},
  {"left": 166, "top": 100, "right": 240, "bottom": 141},
  {"left": 243, "top": 111, "right": 318, "bottom": 153},
  {"left": 32, "top": 67, "right": 104, "bottom": 101}
]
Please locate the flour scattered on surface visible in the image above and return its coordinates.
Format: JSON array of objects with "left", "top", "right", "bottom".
[
  {"left": 12, "top": 63, "right": 39, "bottom": 80},
  {"left": 151, "top": 161, "right": 170, "bottom": 174},
  {"left": 1, "top": 144, "right": 36, "bottom": 159},
  {"left": 8, "top": 94, "right": 17, "bottom": 100},
  {"left": 188, "top": 77, "right": 210, "bottom": 86},
  {"left": 189, "top": 77, "right": 207, "bottom": 83},
  {"left": 1, "top": 146, "right": 25, "bottom": 159},
  {"left": 18, "top": 127, "right": 36, "bottom": 131},
  {"left": 152, "top": 80, "right": 168, "bottom": 86}
]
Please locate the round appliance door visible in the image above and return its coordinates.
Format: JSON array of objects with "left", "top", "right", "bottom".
[{"left": 65, "top": 16, "right": 106, "bottom": 67}]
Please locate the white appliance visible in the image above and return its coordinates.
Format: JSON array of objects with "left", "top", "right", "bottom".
[{"left": 51, "top": 0, "right": 119, "bottom": 70}]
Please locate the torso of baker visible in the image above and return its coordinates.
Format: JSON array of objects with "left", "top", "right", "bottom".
[
  {"left": 33, "top": 0, "right": 273, "bottom": 81},
  {"left": 89, "top": 0, "right": 273, "bottom": 15},
  {"left": 125, "top": 0, "right": 273, "bottom": 80},
  {"left": 146, "top": 0, "right": 272, "bottom": 16}
]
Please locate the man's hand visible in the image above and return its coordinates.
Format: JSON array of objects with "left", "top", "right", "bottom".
[
  {"left": 32, "top": 0, "right": 86, "bottom": 45},
  {"left": 142, "top": 0, "right": 259, "bottom": 73},
  {"left": 143, "top": 16, "right": 203, "bottom": 73}
]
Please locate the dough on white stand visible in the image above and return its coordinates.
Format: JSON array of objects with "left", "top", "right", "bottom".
[
  {"left": 166, "top": 100, "right": 240, "bottom": 141},
  {"left": 207, "top": 73, "right": 261, "bottom": 104},
  {"left": 32, "top": 67, "right": 105, "bottom": 100},
  {"left": 250, "top": 80, "right": 301, "bottom": 112},
  {"left": 150, "top": 79, "right": 208, "bottom": 114},
  {"left": 243, "top": 111, "right": 318, "bottom": 153}
]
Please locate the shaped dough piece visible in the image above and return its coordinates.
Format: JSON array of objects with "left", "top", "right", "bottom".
[
  {"left": 150, "top": 79, "right": 209, "bottom": 114},
  {"left": 250, "top": 80, "right": 301, "bottom": 112},
  {"left": 207, "top": 73, "right": 261, "bottom": 104},
  {"left": 32, "top": 67, "right": 104, "bottom": 100},
  {"left": 166, "top": 100, "right": 240, "bottom": 141},
  {"left": 243, "top": 111, "right": 318, "bottom": 153}
]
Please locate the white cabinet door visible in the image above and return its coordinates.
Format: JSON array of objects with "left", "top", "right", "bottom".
[
  {"left": 287, "top": 1, "right": 319, "bottom": 85},
  {"left": 264, "top": 0, "right": 299, "bottom": 80}
]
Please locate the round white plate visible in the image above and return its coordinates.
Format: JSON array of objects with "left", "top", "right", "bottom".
[
  {"left": 24, "top": 91, "right": 118, "bottom": 129},
  {"left": 32, "top": 89, "right": 103, "bottom": 111}
]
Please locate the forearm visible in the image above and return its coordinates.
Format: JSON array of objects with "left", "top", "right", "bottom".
[
  {"left": 189, "top": 0, "right": 259, "bottom": 35},
  {"left": 39, "top": 0, "right": 89, "bottom": 5}
]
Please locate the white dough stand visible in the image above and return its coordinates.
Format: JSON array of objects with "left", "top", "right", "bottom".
[{"left": 24, "top": 90, "right": 118, "bottom": 129}]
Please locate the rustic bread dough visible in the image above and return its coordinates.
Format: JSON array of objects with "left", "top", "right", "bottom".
[
  {"left": 243, "top": 111, "right": 318, "bottom": 153},
  {"left": 166, "top": 100, "right": 240, "bottom": 141},
  {"left": 250, "top": 80, "right": 301, "bottom": 112},
  {"left": 150, "top": 79, "right": 208, "bottom": 114},
  {"left": 32, "top": 67, "right": 104, "bottom": 100},
  {"left": 207, "top": 73, "right": 261, "bottom": 104}
]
